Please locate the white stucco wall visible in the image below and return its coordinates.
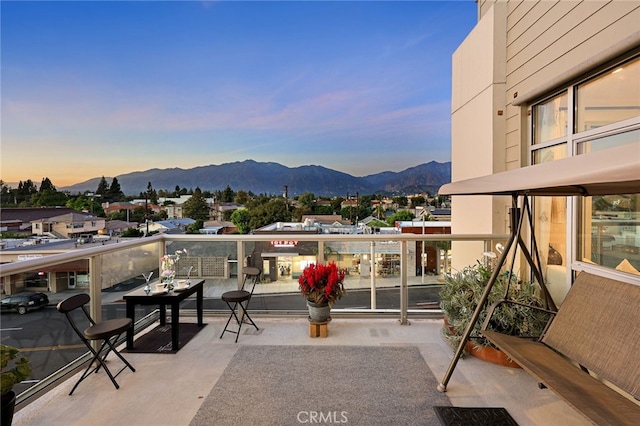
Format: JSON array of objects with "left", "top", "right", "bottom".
[{"left": 450, "top": 3, "right": 507, "bottom": 270}]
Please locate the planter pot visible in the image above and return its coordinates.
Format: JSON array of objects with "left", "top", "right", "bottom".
[
  {"left": 443, "top": 318, "right": 520, "bottom": 369},
  {"left": 464, "top": 342, "right": 521, "bottom": 368},
  {"left": 1, "top": 390, "right": 16, "bottom": 426},
  {"left": 307, "top": 301, "right": 331, "bottom": 323},
  {"left": 443, "top": 317, "right": 456, "bottom": 335}
]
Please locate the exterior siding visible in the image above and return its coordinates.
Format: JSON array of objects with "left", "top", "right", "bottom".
[
  {"left": 504, "top": 101, "right": 523, "bottom": 171},
  {"left": 450, "top": 0, "right": 640, "bottom": 270},
  {"left": 506, "top": 2, "right": 580, "bottom": 64},
  {"left": 508, "top": 2, "right": 639, "bottom": 104},
  {"left": 505, "top": 0, "right": 536, "bottom": 29}
]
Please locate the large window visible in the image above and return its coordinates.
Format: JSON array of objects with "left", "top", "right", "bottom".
[
  {"left": 531, "top": 55, "right": 640, "bottom": 279},
  {"left": 575, "top": 58, "right": 640, "bottom": 132}
]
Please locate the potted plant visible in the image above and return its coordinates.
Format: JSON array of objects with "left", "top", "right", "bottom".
[
  {"left": 439, "top": 260, "right": 550, "bottom": 366},
  {"left": 1, "top": 344, "right": 32, "bottom": 426},
  {"left": 298, "top": 262, "right": 346, "bottom": 322}
]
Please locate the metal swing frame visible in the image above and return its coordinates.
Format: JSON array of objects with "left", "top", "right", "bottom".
[{"left": 437, "top": 193, "right": 557, "bottom": 392}]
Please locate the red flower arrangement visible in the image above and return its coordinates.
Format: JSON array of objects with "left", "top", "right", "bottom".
[{"left": 298, "top": 262, "right": 346, "bottom": 306}]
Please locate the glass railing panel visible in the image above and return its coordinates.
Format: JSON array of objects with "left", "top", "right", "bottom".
[
  {"left": 165, "top": 239, "right": 240, "bottom": 280},
  {"left": 1, "top": 233, "right": 510, "bottom": 403},
  {"left": 99, "top": 242, "right": 160, "bottom": 291},
  {"left": 1, "top": 259, "right": 94, "bottom": 397},
  {"left": 1, "top": 242, "right": 165, "bottom": 397}
]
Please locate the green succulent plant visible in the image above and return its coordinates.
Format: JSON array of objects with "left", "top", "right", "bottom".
[
  {"left": 1, "top": 344, "right": 31, "bottom": 396},
  {"left": 440, "top": 261, "right": 550, "bottom": 353}
]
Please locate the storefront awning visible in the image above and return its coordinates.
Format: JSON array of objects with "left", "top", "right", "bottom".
[{"left": 439, "top": 143, "right": 640, "bottom": 197}]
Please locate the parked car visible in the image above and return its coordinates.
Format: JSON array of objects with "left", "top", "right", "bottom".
[
  {"left": 0, "top": 292, "right": 49, "bottom": 315},
  {"left": 77, "top": 234, "right": 94, "bottom": 244}
]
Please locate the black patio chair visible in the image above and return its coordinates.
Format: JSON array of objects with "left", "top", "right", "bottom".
[
  {"left": 57, "top": 293, "right": 135, "bottom": 395},
  {"left": 220, "top": 266, "right": 260, "bottom": 342}
]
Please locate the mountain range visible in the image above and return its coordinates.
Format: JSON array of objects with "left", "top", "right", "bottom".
[{"left": 60, "top": 160, "right": 451, "bottom": 197}]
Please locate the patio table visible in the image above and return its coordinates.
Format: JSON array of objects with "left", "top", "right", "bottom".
[{"left": 124, "top": 279, "right": 204, "bottom": 352}]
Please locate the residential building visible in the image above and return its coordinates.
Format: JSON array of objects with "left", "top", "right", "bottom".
[
  {"left": 340, "top": 199, "right": 359, "bottom": 210},
  {"left": 201, "top": 220, "right": 238, "bottom": 235},
  {"left": 163, "top": 203, "right": 185, "bottom": 219},
  {"left": 163, "top": 197, "right": 227, "bottom": 220},
  {"left": 31, "top": 212, "right": 105, "bottom": 239},
  {"left": 0, "top": 207, "right": 76, "bottom": 233},
  {"left": 449, "top": 1, "right": 640, "bottom": 289},
  {"left": 301, "top": 214, "right": 351, "bottom": 226},
  {"left": 212, "top": 201, "right": 242, "bottom": 221},
  {"left": 101, "top": 201, "right": 136, "bottom": 218},
  {"left": 139, "top": 218, "right": 195, "bottom": 235}
]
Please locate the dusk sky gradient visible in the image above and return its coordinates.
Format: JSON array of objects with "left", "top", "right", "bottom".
[{"left": 1, "top": 1, "right": 476, "bottom": 188}]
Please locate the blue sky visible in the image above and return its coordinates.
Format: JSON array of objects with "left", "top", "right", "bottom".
[{"left": 1, "top": 1, "right": 476, "bottom": 187}]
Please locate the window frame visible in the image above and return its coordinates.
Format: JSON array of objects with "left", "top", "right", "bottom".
[{"left": 529, "top": 54, "right": 640, "bottom": 278}]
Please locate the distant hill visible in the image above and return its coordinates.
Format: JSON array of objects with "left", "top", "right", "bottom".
[{"left": 60, "top": 160, "right": 451, "bottom": 197}]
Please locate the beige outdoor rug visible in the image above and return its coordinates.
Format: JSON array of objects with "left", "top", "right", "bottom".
[{"left": 190, "top": 345, "right": 451, "bottom": 426}]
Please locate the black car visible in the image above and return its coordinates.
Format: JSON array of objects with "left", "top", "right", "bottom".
[{"left": 0, "top": 292, "right": 49, "bottom": 315}]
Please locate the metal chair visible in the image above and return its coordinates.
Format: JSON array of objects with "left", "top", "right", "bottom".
[
  {"left": 220, "top": 267, "right": 260, "bottom": 342},
  {"left": 57, "top": 293, "right": 135, "bottom": 395}
]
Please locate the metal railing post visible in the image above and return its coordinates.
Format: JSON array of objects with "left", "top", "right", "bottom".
[
  {"left": 89, "top": 254, "right": 102, "bottom": 323},
  {"left": 370, "top": 241, "right": 376, "bottom": 309},
  {"left": 399, "top": 240, "right": 409, "bottom": 325},
  {"left": 237, "top": 240, "right": 245, "bottom": 289},
  {"left": 317, "top": 240, "right": 325, "bottom": 264}
]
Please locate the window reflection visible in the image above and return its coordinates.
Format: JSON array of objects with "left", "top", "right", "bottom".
[
  {"left": 577, "top": 129, "right": 639, "bottom": 154},
  {"left": 533, "top": 147, "right": 568, "bottom": 305},
  {"left": 532, "top": 143, "right": 566, "bottom": 163},
  {"left": 580, "top": 194, "right": 640, "bottom": 276},
  {"left": 533, "top": 92, "right": 568, "bottom": 144},
  {"left": 575, "top": 56, "right": 640, "bottom": 132}
]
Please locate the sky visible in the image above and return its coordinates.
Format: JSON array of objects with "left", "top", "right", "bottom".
[{"left": 1, "top": 1, "right": 476, "bottom": 188}]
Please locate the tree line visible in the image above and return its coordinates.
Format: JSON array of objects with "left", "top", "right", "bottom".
[{"left": 1, "top": 177, "right": 445, "bottom": 234}]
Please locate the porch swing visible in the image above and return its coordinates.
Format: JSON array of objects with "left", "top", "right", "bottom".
[
  {"left": 435, "top": 143, "right": 640, "bottom": 425},
  {"left": 437, "top": 191, "right": 557, "bottom": 393}
]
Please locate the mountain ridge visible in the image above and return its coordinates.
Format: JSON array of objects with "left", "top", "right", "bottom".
[{"left": 60, "top": 160, "right": 451, "bottom": 197}]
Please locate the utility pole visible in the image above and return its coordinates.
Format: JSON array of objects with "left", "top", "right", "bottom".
[
  {"left": 283, "top": 185, "right": 289, "bottom": 211},
  {"left": 145, "top": 194, "right": 149, "bottom": 236},
  {"left": 355, "top": 192, "right": 359, "bottom": 224}
]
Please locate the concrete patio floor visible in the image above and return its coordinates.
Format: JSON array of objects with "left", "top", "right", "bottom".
[{"left": 12, "top": 316, "right": 588, "bottom": 426}]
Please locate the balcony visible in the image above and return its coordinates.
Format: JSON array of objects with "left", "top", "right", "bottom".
[
  {"left": 1, "top": 234, "right": 587, "bottom": 425},
  {"left": 13, "top": 317, "right": 588, "bottom": 426}
]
